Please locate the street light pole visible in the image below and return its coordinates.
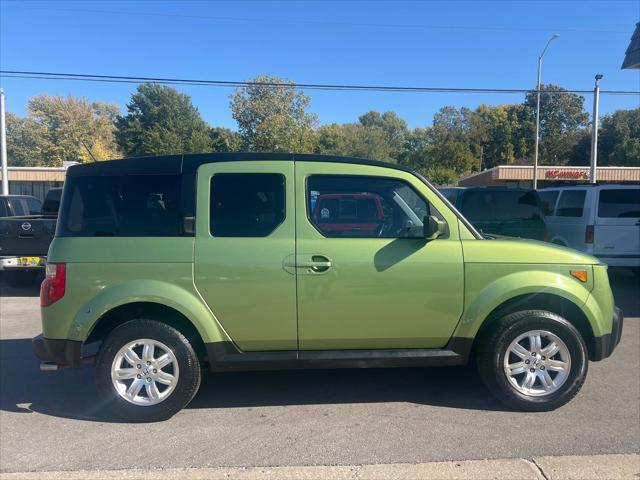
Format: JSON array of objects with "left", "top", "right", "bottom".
[
  {"left": 0, "top": 88, "right": 8, "bottom": 196},
  {"left": 532, "top": 34, "right": 560, "bottom": 190},
  {"left": 590, "top": 74, "right": 603, "bottom": 184}
]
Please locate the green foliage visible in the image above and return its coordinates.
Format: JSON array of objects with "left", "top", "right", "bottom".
[
  {"left": 598, "top": 108, "right": 640, "bottom": 166},
  {"left": 5, "top": 112, "right": 49, "bottom": 166},
  {"left": 466, "top": 104, "right": 534, "bottom": 168},
  {"left": 230, "top": 75, "right": 318, "bottom": 152},
  {"left": 209, "top": 127, "right": 240, "bottom": 152},
  {"left": 116, "top": 83, "right": 213, "bottom": 156},
  {"left": 6, "top": 95, "right": 121, "bottom": 166},
  {"left": 316, "top": 113, "right": 402, "bottom": 162},
  {"left": 524, "top": 84, "right": 589, "bottom": 165}
]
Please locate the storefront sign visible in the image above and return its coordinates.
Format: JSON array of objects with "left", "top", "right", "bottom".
[{"left": 544, "top": 169, "right": 590, "bottom": 180}]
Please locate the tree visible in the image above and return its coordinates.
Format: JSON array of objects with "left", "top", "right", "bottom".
[
  {"left": 598, "top": 108, "right": 640, "bottom": 166},
  {"left": 358, "top": 111, "right": 408, "bottom": 157},
  {"left": 209, "top": 127, "right": 240, "bottom": 152},
  {"left": 6, "top": 95, "right": 121, "bottom": 166},
  {"left": 524, "top": 84, "right": 589, "bottom": 165},
  {"left": 466, "top": 104, "right": 534, "bottom": 169},
  {"left": 230, "top": 75, "right": 317, "bottom": 152},
  {"left": 316, "top": 122, "right": 396, "bottom": 161},
  {"left": 5, "top": 112, "right": 49, "bottom": 166},
  {"left": 117, "top": 83, "right": 212, "bottom": 156}
]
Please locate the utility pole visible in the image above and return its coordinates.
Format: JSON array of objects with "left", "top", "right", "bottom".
[
  {"left": 533, "top": 34, "right": 560, "bottom": 190},
  {"left": 1, "top": 88, "right": 8, "bottom": 195},
  {"left": 590, "top": 74, "right": 603, "bottom": 184}
]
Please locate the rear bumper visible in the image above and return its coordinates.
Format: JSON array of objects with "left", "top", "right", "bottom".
[
  {"left": 591, "top": 307, "right": 624, "bottom": 361},
  {"left": 32, "top": 334, "right": 82, "bottom": 368},
  {"left": 0, "top": 256, "right": 46, "bottom": 270}
]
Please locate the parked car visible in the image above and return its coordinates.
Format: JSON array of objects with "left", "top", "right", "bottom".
[
  {"left": 312, "top": 193, "right": 386, "bottom": 237},
  {"left": 439, "top": 187, "right": 547, "bottom": 241},
  {"left": 34, "top": 153, "right": 622, "bottom": 421},
  {"left": 538, "top": 184, "right": 640, "bottom": 273},
  {"left": 0, "top": 189, "right": 61, "bottom": 286}
]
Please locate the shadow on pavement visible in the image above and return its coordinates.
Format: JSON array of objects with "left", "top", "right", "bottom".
[
  {"left": 0, "top": 337, "right": 509, "bottom": 423},
  {"left": 0, "top": 273, "right": 42, "bottom": 298}
]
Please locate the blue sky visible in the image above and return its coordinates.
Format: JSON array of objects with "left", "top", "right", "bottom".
[{"left": 1, "top": 0, "right": 638, "bottom": 130}]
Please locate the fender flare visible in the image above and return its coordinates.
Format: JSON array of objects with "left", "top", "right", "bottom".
[
  {"left": 67, "top": 280, "right": 230, "bottom": 344},
  {"left": 453, "top": 269, "right": 600, "bottom": 339}
]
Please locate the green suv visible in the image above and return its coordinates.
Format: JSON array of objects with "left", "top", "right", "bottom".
[{"left": 33, "top": 153, "right": 623, "bottom": 422}]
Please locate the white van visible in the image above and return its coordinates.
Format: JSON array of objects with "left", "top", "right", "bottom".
[{"left": 538, "top": 185, "right": 640, "bottom": 270}]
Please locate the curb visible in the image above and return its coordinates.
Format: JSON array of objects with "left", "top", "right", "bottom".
[{"left": 1, "top": 453, "right": 638, "bottom": 479}]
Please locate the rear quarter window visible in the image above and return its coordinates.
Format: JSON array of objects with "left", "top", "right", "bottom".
[
  {"left": 598, "top": 189, "right": 640, "bottom": 218},
  {"left": 58, "top": 175, "right": 186, "bottom": 237},
  {"left": 555, "top": 190, "right": 586, "bottom": 217}
]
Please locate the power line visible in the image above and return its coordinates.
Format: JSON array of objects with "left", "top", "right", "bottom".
[
  {"left": 1, "top": 70, "right": 639, "bottom": 96},
  {"left": 1, "top": 5, "right": 632, "bottom": 35}
]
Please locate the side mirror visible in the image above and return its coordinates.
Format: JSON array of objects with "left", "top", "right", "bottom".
[{"left": 423, "top": 215, "right": 447, "bottom": 240}]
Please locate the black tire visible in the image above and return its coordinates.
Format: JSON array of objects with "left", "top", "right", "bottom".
[
  {"left": 476, "top": 310, "right": 588, "bottom": 411},
  {"left": 94, "top": 319, "right": 202, "bottom": 422}
]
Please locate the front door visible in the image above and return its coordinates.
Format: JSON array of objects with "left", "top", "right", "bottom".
[
  {"left": 295, "top": 161, "right": 465, "bottom": 350},
  {"left": 194, "top": 161, "right": 297, "bottom": 351}
]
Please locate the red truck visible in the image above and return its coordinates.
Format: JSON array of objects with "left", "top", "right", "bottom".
[{"left": 312, "top": 193, "right": 385, "bottom": 236}]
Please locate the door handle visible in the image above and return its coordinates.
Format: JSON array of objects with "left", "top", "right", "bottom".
[
  {"left": 300, "top": 256, "right": 332, "bottom": 272},
  {"left": 282, "top": 255, "right": 332, "bottom": 273}
]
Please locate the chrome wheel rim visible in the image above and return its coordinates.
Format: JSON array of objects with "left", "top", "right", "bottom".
[
  {"left": 111, "top": 339, "right": 179, "bottom": 406},
  {"left": 503, "top": 330, "right": 571, "bottom": 397}
]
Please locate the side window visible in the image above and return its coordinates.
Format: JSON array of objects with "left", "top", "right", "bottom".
[
  {"left": 26, "top": 197, "right": 42, "bottom": 215},
  {"left": 538, "top": 190, "right": 559, "bottom": 216},
  {"left": 210, "top": 173, "right": 285, "bottom": 237},
  {"left": 59, "top": 175, "right": 184, "bottom": 236},
  {"left": 556, "top": 190, "right": 586, "bottom": 217},
  {"left": 307, "top": 175, "right": 432, "bottom": 238},
  {"left": 598, "top": 189, "right": 640, "bottom": 218},
  {"left": 0, "top": 200, "right": 7, "bottom": 217}
]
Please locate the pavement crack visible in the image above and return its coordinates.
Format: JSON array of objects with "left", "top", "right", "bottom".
[{"left": 528, "top": 458, "right": 550, "bottom": 480}]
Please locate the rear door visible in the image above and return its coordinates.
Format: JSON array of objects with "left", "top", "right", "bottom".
[
  {"left": 193, "top": 161, "right": 297, "bottom": 351},
  {"left": 594, "top": 186, "right": 640, "bottom": 258}
]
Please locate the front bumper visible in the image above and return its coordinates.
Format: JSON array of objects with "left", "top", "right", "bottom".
[
  {"left": 592, "top": 307, "right": 624, "bottom": 361},
  {"left": 32, "top": 334, "right": 82, "bottom": 368}
]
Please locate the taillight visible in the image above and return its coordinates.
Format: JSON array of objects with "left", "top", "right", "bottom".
[
  {"left": 585, "top": 225, "right": 594, "bottom": 244},
  {"left": 543, "top": 228, "right": 549, "bottom": 242},
  {"left": 40, "top": 263, "right": 66, "bottom": 307}
]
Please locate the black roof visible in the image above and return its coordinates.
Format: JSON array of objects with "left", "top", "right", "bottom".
[{"left": 66, "top": 152, "right": 416, "bottom": 177}]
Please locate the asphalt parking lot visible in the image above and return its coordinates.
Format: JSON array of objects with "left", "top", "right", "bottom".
[{"left": 0, "top": 269, "right": 638, "bottom": 474}]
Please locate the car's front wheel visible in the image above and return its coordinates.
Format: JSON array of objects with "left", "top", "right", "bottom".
[
  {"left": 94, "top": 319, "right": 202, "bottom": 422},
  {"left": 477, "top": 310, "right": 588, "bottom": 411}
]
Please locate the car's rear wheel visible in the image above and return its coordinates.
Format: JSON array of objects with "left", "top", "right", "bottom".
[
  {"left": 94, "top": 319, "right": 201, "bottom": 422},
  {"left": 477, "top": 310, "right": 588, "bottom": 411}
]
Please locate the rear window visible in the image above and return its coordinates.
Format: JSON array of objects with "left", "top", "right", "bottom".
[
  {"left": 538, "top": 190, "right": 559, "bottom": 216},
  {"left": 459, "top": 190, "right": 543, "bottom": 221},
  {"left": 26, "top": 197, "right": 42, "bottom": 215},
  {"left": 58, "top": 175, "right": 185, "bottom": 237},
  {"left": 556, "top": 190, "right": 586, "bottom": 217},
  {"left": 598, "top": 189, "right": 640, "bottom": 218}
]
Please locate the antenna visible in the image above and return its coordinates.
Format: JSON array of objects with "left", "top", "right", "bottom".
[{"left": 80, "top": 140, "right": 98, "bottom": 162}]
